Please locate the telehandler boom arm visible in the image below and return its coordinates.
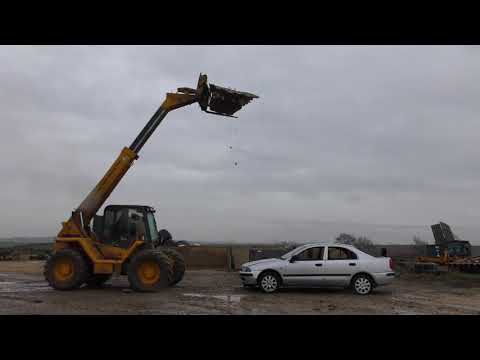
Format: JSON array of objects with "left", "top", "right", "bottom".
[{"left": 58, "top": 74, "right": 258, "bottom": 238}]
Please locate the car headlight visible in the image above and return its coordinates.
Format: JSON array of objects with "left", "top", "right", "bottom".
[{"left": 241, "top": 266, "right": 252, "bottom": 272}]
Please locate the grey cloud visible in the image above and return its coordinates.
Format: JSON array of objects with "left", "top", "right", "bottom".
[{"left": 1, "top": 45, "right": 480, "bottom": 244}]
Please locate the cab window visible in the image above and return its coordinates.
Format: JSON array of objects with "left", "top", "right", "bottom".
[
  {"left": 128, "top": 209, "right": 146, "bottom": 242},
  {"left": 147, "top": 213, "right": 158, "bottom": 243},
  {"left": 103, "top": 208, "right": 128, "bottom": 245},
  {"left": 328, "top": 247, "right": 357, "bottom": 260},
  {"left": 295, "top": 247, "right": 324, "bottom": 261}
]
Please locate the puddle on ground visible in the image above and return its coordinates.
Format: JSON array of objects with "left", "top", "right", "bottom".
[{"left": 182, "top": 293, "right": 244, "bottom": 303}]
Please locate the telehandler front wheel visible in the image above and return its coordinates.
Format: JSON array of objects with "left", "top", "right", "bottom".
[
  {"left": 161, "top": 248, "right": 186, "bottom": 286},
  {"left": 44, "top": 249, "right": 88, "bottom": 290},
  {"left": 127, "top": 250, "right": 173, "bottom": 292}
]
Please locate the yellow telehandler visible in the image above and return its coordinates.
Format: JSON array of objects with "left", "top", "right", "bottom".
[{"left": 44, "top": 74, "right": 258, "bottom": 292}]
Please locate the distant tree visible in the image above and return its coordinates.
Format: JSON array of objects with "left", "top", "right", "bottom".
[
  {"left": 335, "top": 233, "right": 375, "bottom": 255},
  {"left": 412, "top": 235, "right": 427, "bottom": 246},
  {"left": 335, "top": 233, "right": 356, "bottom": 245},
  {"left": 279, "top": 240, "right": 298, "bottom": 251},
  {"left": 412, "top": 235, "right": 427, "bottom": 256}
]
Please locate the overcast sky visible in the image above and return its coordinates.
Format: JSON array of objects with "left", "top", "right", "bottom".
[{"left": 1, "top": 45, "right": 480, "bottom": 244}]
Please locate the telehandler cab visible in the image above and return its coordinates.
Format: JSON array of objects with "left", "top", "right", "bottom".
[{"left": 44, "top": 74, "right": 258, "bottom": 292}]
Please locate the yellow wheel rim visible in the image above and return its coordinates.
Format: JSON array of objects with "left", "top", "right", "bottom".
[
  {"left": 53, "top": 258, "right": 75, "bottom": 282},
  {"left": 137, "top": 260, "right": 160, "bottom": 285}
]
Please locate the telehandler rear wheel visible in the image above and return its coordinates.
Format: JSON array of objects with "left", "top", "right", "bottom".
[
  {"left": 127, "top": 250, "right": 173, "bottom": 292},
  {"left": 44, "top": 249, "right": 88, "bottom": 290},
  {"left": 160, "top": 248, "right": 186, "bottom": 286}
]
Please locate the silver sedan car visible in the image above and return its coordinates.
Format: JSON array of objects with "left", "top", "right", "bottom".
[{"left": 239, "top": 243, "right": 395, "bottom": 295}]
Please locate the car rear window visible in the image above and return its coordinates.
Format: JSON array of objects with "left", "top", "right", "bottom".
[{"left": 328, "top": 247, "right": 358, "bottom": 260}]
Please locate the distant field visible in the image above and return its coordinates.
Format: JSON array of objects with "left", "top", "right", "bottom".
[
  {"left": 0, "top": 242, "right": 17, "bottom": 248},
  {"left": 0, "top": 242, "right": 53, "bottom": 249},
  {"left": 0, "top": 237, "right": 53, "bottom": 248}
]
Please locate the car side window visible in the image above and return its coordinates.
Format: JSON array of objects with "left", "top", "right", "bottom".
[
  {"left": 295, "top": 247, "right": 324, "bottom": 261},
  {"left": 327, "top": 247, "right": 358, "bottom": 260}
]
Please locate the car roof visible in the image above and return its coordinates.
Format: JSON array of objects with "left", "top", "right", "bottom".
[
  {"left": 288, "top": 242, "right": 355, "bottom": 251},
  {"left": 301, "top": 242, "right": 353, "bottom": 247},
  {"left": 301, "top": 243, "right": 362, "bottom": 251}
]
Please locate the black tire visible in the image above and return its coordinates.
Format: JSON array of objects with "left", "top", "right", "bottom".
[
  {"left": 44, "top": 248, "right": 89, "bottom": 290},
  {"left": 160, "top": 248, "right": 186, "bottom": 286},
  {"left": 85, "top": 274, "right": 112, "bottom": 288},
  {"left": 127, "top": 250, "right": 173, "bottom": 292},
  {"left": 258, "top": 271, "right": 281, "bottom": 293},
  {"left": 351, "top": 274, "right": 374, "bottom": 295}
]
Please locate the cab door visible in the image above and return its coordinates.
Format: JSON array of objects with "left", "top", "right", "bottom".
[{"left": 282, "top": 246, "right": 325, "bottom": 286}]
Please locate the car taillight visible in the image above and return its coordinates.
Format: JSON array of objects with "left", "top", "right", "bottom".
[{"left": 389, "top": 258, "right": 394, "bottom": 270}]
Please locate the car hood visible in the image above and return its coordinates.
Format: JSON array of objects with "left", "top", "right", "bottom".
[{"left": 242, "top": 258, "right": 285, "bottom": 269}]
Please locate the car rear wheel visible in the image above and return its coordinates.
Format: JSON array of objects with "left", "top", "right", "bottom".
[
  {"left": 258, "top": 272, "right": 280, "bottom": 293},
  {"left": 352, "top": 274, "right": 373, "bottom": 295}
]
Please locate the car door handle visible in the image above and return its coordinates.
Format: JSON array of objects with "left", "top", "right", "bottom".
[
  {"left": 349, "top": 263, "right": 356, "bottom": 266},
  {"left": 315, "top": 263, "right": 323, "bottom": 267}
]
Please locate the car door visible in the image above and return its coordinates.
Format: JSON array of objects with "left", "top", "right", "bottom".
[
  {"left": 282, "top": 246, "right": 325, "bottom": 286},
  {"left": 323, "top": 246, "right": 359, "bottom": 286}
]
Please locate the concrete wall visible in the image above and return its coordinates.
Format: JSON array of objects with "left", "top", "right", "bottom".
[
  {"left": 376, "top": 245, "right": 422, "bottom": 258},
  {"left": 179, "top": 244, "right": 480, "bottom": 269},
  {"left": 176, "top": 246, "right": 229, "bottom": 269},
  {"left": 247, "top": 245, "right": 423, "bottom": 260},
  {"left": 174, "top": 246, "right": 261, "bottom": 270},
  {"left": 231, "top": 247, "right": 250, "bottom": 270}
]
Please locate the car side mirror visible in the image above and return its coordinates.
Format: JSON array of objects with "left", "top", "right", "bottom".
[{"left": 290, "top": 255, "right": 298, "bottom": 263}]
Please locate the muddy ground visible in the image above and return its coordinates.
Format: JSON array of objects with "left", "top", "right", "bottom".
[{"left": 0, "top": 261, "right": 480, "bottom": 314}]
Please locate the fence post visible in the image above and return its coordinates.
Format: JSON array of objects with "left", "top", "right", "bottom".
[{"left": 227, "top": 247, "right": 234, "bottom": 272}]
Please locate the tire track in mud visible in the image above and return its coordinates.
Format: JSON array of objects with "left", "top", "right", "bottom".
[{"left": 390, "top": 292, "right": 480, "bottom": 315}]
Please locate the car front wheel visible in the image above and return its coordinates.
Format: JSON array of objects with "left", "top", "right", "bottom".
[
  {"left": 352, "top": 274, "right": 373, "bottom": 295},
  {"left": 258, "top": 272, "right": 280, "bottom": 293}
]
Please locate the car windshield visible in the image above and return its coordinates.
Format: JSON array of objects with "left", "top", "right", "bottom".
[{"left": 280, "top": 245, "right": 308, "bottom": 260}]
